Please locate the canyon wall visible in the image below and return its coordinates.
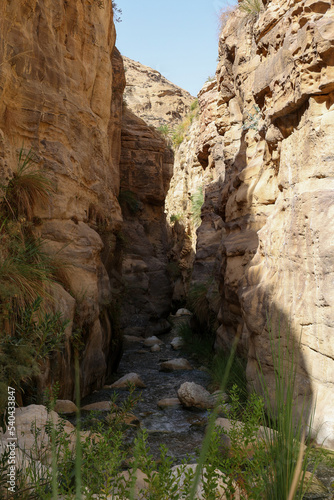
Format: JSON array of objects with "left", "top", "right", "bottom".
[
  {"left": 0, "top": 0, "right": 124, "bottom": 398},
  {"left": 119, "top": 108, "right": 174, "bottom": 336},
  {"left": 122, "top": 57, "right": 194, "bottom": 128},
  {"left": 174, "top": 1, "right": 334, "bottom": 447}
]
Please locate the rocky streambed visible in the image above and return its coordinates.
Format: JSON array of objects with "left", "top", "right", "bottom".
[{"left": 80, "top": 314, "right": 214, "bottom": 463}]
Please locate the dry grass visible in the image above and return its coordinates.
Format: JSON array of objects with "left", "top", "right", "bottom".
[
  {"left": 217, "top": 4, "right": 237, "bottom": 36},
  {"left": 3, "top": 149, "right": 53, "bottom": 221}
]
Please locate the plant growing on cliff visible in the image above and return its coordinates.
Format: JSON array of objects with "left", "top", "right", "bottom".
[
  {"left": 118, "top": 189, "right": 140, "bottom": 215},
  {"left": 111, "top": 1, "right": 122, "bottom": 22},
  {"left": 0, "top": 149, "right": 69, "bottom": 412},
  {"left": 239, "top": 0, "right": 262, "bottom": 15},
  {"left": 1, "top": 148, "right": 53, "bottom": 221},
  {"left": 242, "top": 104, "right": 261, "bottom": 131},
  {"left": 190, "top": 186, "right": 204, "bottom": 228},
  {"left": 0, "top": 297, "right": 67, "bottom": 414},
  {"left": 171, "top": 102, "right": 200, "bottom": 149}
]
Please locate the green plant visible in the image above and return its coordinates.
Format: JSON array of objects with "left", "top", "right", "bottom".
[
  {"left": 190, "top": 187, "right": 204, "bottom": 228},
  {"left": 187, "top": 278, "right": 216, "bottom": 326},
  {"left": 171, "top": 125, "right": 185, "bottom": 147},
  {"left": 239, "top": 0, "right": 262, "bottom": 15},
  {"left": 157, "top": 124, "right": 171, "bottom": 138},
  {"left": 118, "top": 189, "right": 140, "bottom": 215},
  {"left": 205, "top": 75, "right": 216, "bottom": 83},
  {"left": 242, "top": 104, "right": 261, "bottom": 131},
  {"left": 0, "top": 149, "right": 60, "bottom": 320},
  {"left": 255, "top": 323, "right": 316, "bottom": 499},
  {"left": 0, "top": 297, "right": 68, "bottom": 412},
  {"left": 169, "top": 213, "right": 182, "bottom": 224},
  {"left": 209, "top": 350, "right": 247, "bottom": 397},
  {"left": 171, "top": 104, "right": 200, "bottom": 149},
  {"left": 1, "top": 148, "right": 53, "bottom": 221},
  {"left": 190, "top": 99, "right": 199, "bottom": 112}
]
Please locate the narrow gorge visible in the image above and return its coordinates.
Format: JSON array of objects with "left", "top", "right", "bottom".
[{"left": 0, "top": 0, "right": 333, "bottom": 498}]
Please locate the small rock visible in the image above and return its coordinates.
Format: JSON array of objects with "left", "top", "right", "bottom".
[
  {"left": 151, "top": 344, "right": 161, "bottom": 352},
  {"left": 211, "top": 390, "right": 229, "bottom": 404},
  {"left": 170, "top": 336, "right": 184, "bottom": 350},
  {"left": 111, "top": 373, "right": 146, "bottom": 389},
  {"left": 105, "top": 412, "right": 140, "bottom": 427},
  {"left": 144, "top": 336, "right": 164, "bottom": 347},
  {"left": 158, "top": 398, "right": 182, "bottom": 409},
  {"left": 175, "top": 308, "right": 192, "bottom": 317},
  {"left": 81, "top": 401, "right": 115, "bottom": 411},
  {"left": 303, "top": 471, "right": 329, "bottom": 498},
  {"left": 117, "top": 468, "right": 155, "bottom": 498},
  {"left": 54, "top": 400, "right": 78, "bottom": 414},
  {"left": 160, "top": 358, "right": 193, "bottom": 372},
  {"left": 177, "top": 382, "right": 214, "bottom": 409}
]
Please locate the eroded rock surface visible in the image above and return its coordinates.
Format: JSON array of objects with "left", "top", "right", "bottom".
[
  {"left": 0, "top": 0, "right": 125, "bottom": 398},
  {"left": 119, "top": 109, "right": 174, "bottom": 337},
  {"left": 123, "top": 56, "right": 194, "bottom": 128},
  {"left": 190, "top": 1, "right": 334, "bottom": 447}
]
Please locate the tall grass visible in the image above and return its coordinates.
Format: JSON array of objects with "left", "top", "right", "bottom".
[
  {"left": 1, "top": 149, "right": 53, "bottom": 221},
  {"left": 190, "top": 187, "right": 204, "bottom": 228},
  {"left": 239, "top": 0, "right": 262, "bottom": 15},
  {"left": 255, "top": 322, "right": 316, "bottom": 499}
]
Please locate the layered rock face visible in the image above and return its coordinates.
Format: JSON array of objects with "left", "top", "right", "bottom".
[
  {"left": 0, "top": 0, "right": 125, "bottom": 398},
  {"left": 122, "top": 56, "right": 194, "bottom": 128},
  {"left": 119, "top": 109, "right": 174, "bottom": 336},
  {"left": 164, "top": 86, "right": 223, "bottom": 305},
  {"left": 191, "top": 1, "right": 334, "bottom": 447}
]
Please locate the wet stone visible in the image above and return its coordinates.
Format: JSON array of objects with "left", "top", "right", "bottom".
[{"left": 144, "top": 336, "right": 164, "bottom": 347}]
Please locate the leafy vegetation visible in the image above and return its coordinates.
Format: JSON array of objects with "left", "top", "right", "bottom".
[
  {"left": 171, "top": 100, "right": 199, "bottom": 148},
  {"left": 0, "top": 323, "right": 325, "bottom": 499},
  {"left": 242, "top": 104, "right": 261, "bottom": 131},
  {"left": 118, "top": 189, "right": 140, "bottom": 215},
  {"left": 0, "top": 149, "right": 67, "bottom": 412},
  {"left": 239, "top": 0, "right": 262, "bottom": 15},
  {"left": 169, "top": 213, "right": 182, "bottom": 224},
  {"left": 190, "top": 187, "right": 204, "bottom": 228}
]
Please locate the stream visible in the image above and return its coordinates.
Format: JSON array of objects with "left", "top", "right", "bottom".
[
  {"left": 80, "top": 318, "right": 211, "bottom": 463},
  {"left": 78, "top": 318, "right": 334, "bottom": 498}
]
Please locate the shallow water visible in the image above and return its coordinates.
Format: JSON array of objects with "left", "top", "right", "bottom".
[{"left": 80, "top": 328, "right": 211, "bottom": 462}]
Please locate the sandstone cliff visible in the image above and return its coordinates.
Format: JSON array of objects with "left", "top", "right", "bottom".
[
  {"left": 173, "top": 1, "right": 334, "bottom": 447},
  {"left": 119, "top": 108, "right": 174, "bottom": 336},
  {"left": 122, "top": 56, "right": 194, "bottom": 128},
  {"left": 0, "top": 0, "right": 124, "bottom": 398}
]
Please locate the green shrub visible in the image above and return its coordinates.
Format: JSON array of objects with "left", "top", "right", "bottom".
[
  {"left": 190, "top": 99, "right": 199, "bottom": 112},
  {"left": 239, "top": 0, "right": 262, "bottom": 15},
  {"left": 118, "top": 189, "right": 140, "bottom": 215},
  {"left": 171, "top": 104, "right": 200, "bottom": 149},
  {"left": 1, "top": 148, "right": 53, "bottom": 221},
  {"left": 169, "top": 213, "right": 182, "bottom": 224},
  {"left": 190, "top": 187, "right": 204, "bottom": 228},
  {"left": 171, "top": 125, "right": 185, "bottom": 147},
  {"left": 242, "top": 104, "right": 261, "bottom": 131},
  {"left": 0, "top": 297, "right": 67, "bottom": 413},
  {"left": 157, "top": 124, "right": 171, "bottom": 138}
]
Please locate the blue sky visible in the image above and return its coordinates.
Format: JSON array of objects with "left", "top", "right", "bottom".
[{"left": 115, "top": 0, "right": 234, "bottom": 97}]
